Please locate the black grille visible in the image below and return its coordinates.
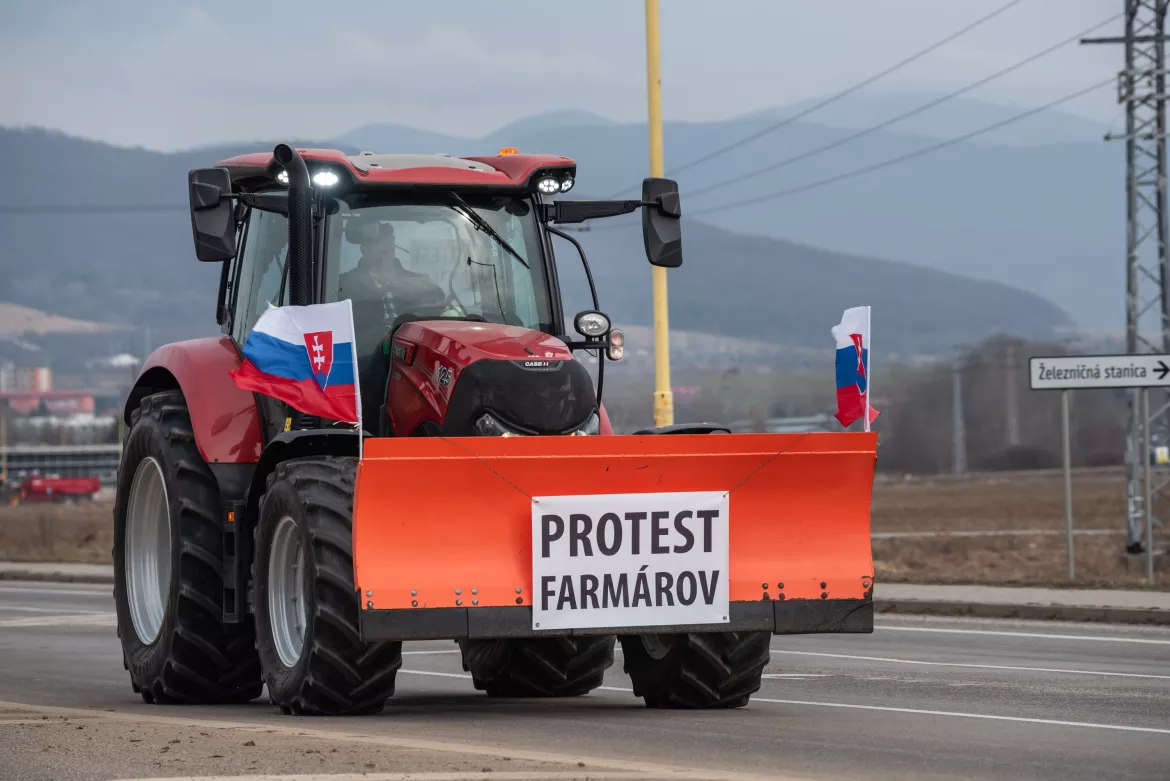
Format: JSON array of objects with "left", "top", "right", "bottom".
[{"left": 442, "top": 358, "right": 596, "bottom": 436}]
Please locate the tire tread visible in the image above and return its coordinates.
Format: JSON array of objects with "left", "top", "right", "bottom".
[
  {"left": 115, "top": 391, "right": 261, "bottom": 705},
  {"left": 460, "top": 635, "right": 614, "bottom": 698},
  {"left": 621, "top": 631, "right": 771, "bottom": 709},
  {"left": 258, "top": 456, "right": 401, "bottom": 716}
]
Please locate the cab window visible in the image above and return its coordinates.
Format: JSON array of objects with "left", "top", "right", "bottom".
[{"left": 232, "top": 208, "right": 289, "bottom": 344}]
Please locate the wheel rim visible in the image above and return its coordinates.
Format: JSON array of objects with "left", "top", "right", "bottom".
[
  {"left": 641, "top": 634, "right": 674, "bottom": 660},
  {"left": 269, "top": 515, "right": 307, "bottom": 668},
  {"left": 125, "top": 457, "right": 171, "bottom": 645}
]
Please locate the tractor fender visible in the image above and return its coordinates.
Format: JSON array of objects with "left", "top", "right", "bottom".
[
  {"left": 124, "top": 337, "right": 264, "bottom": 466},
  {"left": 242, "top": 429, "right": 360, "bottom": 527}
]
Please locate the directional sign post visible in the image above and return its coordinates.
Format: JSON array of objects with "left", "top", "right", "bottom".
[
  {"left": 1029, "top": 354, "right": 1168, "bottom": 582},
  {"left": 1029, "top": 354, "right": 1170, "bottom": 390}
]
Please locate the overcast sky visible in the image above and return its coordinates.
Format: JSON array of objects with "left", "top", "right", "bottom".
[{"left": 0, "top": 0, "right": 1123, "bottom": 151}]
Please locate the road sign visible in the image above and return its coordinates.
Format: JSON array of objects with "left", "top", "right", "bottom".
[{"left": 1029, "top": 354, "right": 1170, "bottom": 390}]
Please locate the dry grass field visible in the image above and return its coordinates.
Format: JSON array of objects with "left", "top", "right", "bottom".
[
  {"left": 0, "top": 500, "right": 113, "bottom": 564},
  {"left": 0, "top": 467, "right": 1163, "bottom": 588}
]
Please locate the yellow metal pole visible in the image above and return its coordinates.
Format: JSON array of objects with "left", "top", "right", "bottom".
[
  {"left": 645, "top": 0, "right": 674, "bottom": 427},
  {"left": 0, "top": 406, "right": 6, "bottom": 484}
]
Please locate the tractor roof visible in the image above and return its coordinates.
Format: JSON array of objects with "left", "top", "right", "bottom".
[{"left": 215, "top": 148, "right": 576, "bottom": 193}]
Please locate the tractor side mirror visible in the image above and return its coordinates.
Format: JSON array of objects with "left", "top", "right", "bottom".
[
  {"left": 188, "top": 167, "right": 237, "bottom": 262},
  {"left": 642, "top": 177, "right": 682, "bottom": 268}
]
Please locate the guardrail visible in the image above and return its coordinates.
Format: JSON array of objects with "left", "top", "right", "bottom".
[{"left": 1, "top": 443, "right": 121, "bottom": 486}]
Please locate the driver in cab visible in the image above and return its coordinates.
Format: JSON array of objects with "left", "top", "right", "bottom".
[
  {"left": 339, "top": 215, "right": 447, "bottom": 322},
  {"left": 339, "top": 214, "right": 451, "bottom": 430}
]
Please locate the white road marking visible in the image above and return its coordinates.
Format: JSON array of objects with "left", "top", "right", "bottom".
[
  {"left": 119, "top": 773, "right": 694, "bottom": 781},
  {"left": 0, "top": 700, "right": 800, "bottom": 781},
  {"left": 760, "top": 674, "right": 828, "bottom": 680},
  {"left": 748, "top": 696, "right": 1170, "bottom": 736},
  {"left": 0, "top": 613, "right": 114, "bottom": 628},
  {"left": 770, "top": 649, "right": 1170, "bottom": 680},
  {"left": 399, "top": 670, "right": 471, "bottom": 681},
  {"left": 877, "top": 625, "right": 1170, "bottom": 645},
  {"left": 399, "top": 671, "right": 1170, "bottom": 734},
  {"left": 0, "top": 606, "right": 108, "bottom": 614},
  {"left": 0, "top": 586, "right": 109, "bottom": 597},
  {"left": 401, "top": 650, "right": 461, "bottom": 656}
]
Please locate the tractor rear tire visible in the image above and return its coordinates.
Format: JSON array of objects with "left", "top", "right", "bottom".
[
  {"left": 619, "top": 631, "right": 771, "bottom": 709},
  {"left": 459, "top": 636, "right": 615, "bottom": 697},
  {"left": 254, "top": 456, "right": 402, "bottom": 716},
  {"left": 113, "top": 391, "right": 262, "bottom": 705}
]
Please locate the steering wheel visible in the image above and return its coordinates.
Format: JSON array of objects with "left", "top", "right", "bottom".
[
  {"left": 377, "top": 288, "right": 465, "bottom": 322},
  {"left": 440, "top": 290, "right": 467, "bottom": 318}
]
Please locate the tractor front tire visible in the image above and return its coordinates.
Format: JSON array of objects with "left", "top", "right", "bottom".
[
  {"left": 113, "top": 391, "right": 261, "bottom": 704},
  {"left": 254, "top": 456, "right": 402, "bottom": 716},
  {"left": 459, "top": 636, "right": 615, "bottom": 697},
  {"left": 620, "top": 631, "right": 771, "bottom": 709}
]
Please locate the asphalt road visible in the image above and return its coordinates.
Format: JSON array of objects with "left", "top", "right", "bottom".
[{"left": 0, "top": 582, "right": 1168, "bottom": 781}]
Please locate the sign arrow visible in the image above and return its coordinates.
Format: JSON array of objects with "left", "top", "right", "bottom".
[{"left": 1157, "top": 360, "right": 1169, "bottom": 381}]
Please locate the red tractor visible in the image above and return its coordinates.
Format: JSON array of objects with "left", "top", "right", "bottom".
[{"left": 114, "top": 144, "right": 876, "bottom": 715}]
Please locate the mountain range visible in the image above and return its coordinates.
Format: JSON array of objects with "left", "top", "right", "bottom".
[
  {"left": 0, "top": 91, "right": 1093, "bottom": 362},
  {"left": 337, "top": 94, "right": 1122, "bottom": 330}
]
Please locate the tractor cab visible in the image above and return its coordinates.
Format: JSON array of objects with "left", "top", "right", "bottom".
[{"left": 189, "top": 146, "right": 683, "bottom": 438}]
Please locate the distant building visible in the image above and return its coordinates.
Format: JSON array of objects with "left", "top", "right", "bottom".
[
  {"left": 0, "top": 390, "right": 95, "bottom": 416},
  {"left": 1, "top": 366, "right": 53, "bottom": 392}
]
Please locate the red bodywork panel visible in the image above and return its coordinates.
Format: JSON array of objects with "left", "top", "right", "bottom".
[
  {"left": 19, "top": 476, "right": 100, "bottom": 501},
  {"left": 216, "top": 149, "right": 575, "bottom": 190},
  {"left": 388, "top": 321, "right": 576, "bottom": 437},
  {"left": 134, "top": 337, "right": 264, "bottom": 464}
]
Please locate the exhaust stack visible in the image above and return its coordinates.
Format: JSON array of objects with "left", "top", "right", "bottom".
[{"left": 272, "top": 143, "right": 314, "bottom": 306}]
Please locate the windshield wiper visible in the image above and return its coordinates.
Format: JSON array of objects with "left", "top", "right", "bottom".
[{"left": 445, "top": 191, "right": 530, "bottom": 269}]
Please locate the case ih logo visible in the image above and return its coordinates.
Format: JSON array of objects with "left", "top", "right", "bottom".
[
  {"left": 516, "top": 360, "right": 562, "bottom": 371},
  {"left": 303, "top": 331, "right": 334, "bottom": 383}
]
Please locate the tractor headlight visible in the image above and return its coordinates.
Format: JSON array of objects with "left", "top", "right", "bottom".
[
  {"left": 560, "top": 177, "right": 575, "bottom": 192},
  {"left": 475, "top": 412, "right": 522, "bottom": 437},
  {"left": 312, "top": 170, "right": 339, "bottom": 187},
  {"left": 536, "top": 176, "right": 562, "bottom": 194},
  {"left": 572, "top": 412, "right": 601, "bottom": 436},
  {"left": 574, "top": 310, "right": 611, "bottom": 338}
]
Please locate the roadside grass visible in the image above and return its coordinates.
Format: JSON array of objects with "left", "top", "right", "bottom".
[{"left": 0, "top": 501, "right": 112, "bottom": 563}]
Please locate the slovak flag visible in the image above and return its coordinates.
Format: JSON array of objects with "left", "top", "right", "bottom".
[
  {"left": 831, "top": 306, "right": 879, "bottom": 429},
  {"left": 230, "top": 301, "right": 362, "bottom": 425}
]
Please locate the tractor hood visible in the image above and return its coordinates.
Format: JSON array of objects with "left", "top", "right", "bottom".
[
  {"left": 386, "top": 320, "right": 596, "bottom": 437},
  {"left": 392, "top": 320, "right": 574, "bottom": 366}
]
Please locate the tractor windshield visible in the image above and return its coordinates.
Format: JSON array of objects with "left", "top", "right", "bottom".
[{"left": 325, "top": 195, "right": 552, "bottom": 365}]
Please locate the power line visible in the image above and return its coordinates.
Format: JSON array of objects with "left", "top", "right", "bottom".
[
  {"left": 685, "top": 12, "right": 1122, "bottom": 202},
  {"left": 605, "top": 0, "right": 1029, "bottom": 197},
  {"left": 688, "top": 78, "right": 1113, "bottom": 217},
  {"left": 0, "top": 203, "right": 186, "bottom": 216}
]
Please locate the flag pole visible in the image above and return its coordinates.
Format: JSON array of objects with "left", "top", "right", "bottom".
[
  {"left": 346, "top": 300, "right": 363, "bottom": 462},
  {"left": 864, "top": 306, "right": 872, "bottom": 433}
]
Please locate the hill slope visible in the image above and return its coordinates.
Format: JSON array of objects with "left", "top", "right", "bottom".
[
  {"left": 0, "top": 126, "right": 1071, "bottom": 357},
  {"left": 338, "top": 96, "right": 1122, "bottom": 328}
]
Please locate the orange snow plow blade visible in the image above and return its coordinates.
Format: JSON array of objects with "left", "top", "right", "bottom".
[{"left": 352, "top": 432, "right": 876, "bottom": 636}]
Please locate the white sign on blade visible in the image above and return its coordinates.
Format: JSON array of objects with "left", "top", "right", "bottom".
[
  {"left": 531, "top": 491, "right": 730, "bottom": 631},
  {"left": 1029, "top": 354, "right": 1170, "bottom": 390}
]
